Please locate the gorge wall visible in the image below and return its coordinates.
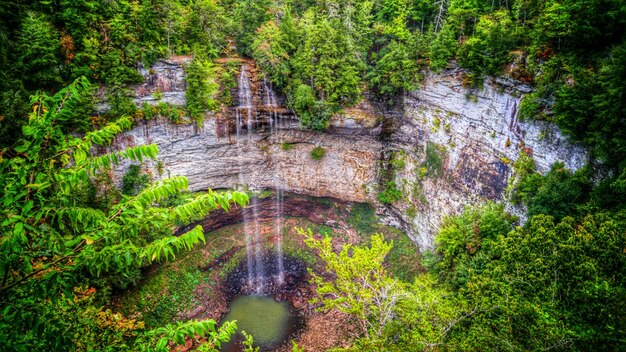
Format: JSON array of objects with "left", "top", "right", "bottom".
[
  {"left": 386, "top": 71, "right": 588, "bottom": 248},
  {"left": 108, "top": 58, "right": 588, "bottom": 250},
  {"left": 109, "top": 59, "right": 383, "bottom": 203}
]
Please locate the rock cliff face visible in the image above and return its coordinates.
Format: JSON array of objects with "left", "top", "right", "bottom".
[
  {"left": 386, "top": 70, "right": 588, "bottom": 248},
  {"left": 109, "top": 61, "right": 588, "bottom": 250},
  {"left": 109, "top": 60, "right": 382, "bottom": 203}
]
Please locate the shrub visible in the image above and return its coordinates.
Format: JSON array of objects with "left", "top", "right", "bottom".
[
  {"left": 291, "top": 84, "right": 333, "bottom": 131},
  {"left": 310, "top": 146, "right": 326, "bottom": 160},
  {"left": 424, "top": 142, "right": 445, "bottom": 177},
  {"left": 377, "top": 181, "right": 403, "bottom": 204}
]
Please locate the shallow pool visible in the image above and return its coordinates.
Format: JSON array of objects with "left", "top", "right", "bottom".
[{"left": 221, "top": 295, "right": 301, "bottom": 351}]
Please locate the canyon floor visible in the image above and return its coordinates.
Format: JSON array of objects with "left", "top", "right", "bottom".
[{"left": 112, "top": 200, "right": 421, "bottom": 351}]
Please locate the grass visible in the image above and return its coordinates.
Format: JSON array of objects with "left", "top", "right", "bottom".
[
  {"left": 424, "top": 142, "right": 445, "bottom": 177},
  {"left": 119, "top": 248, "right": 209, "bottom": 328}
]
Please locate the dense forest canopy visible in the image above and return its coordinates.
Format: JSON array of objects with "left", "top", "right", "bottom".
[
  {"left": 1, "top": 0, "right": 625, "bottom": 158},
  {"left": 0, "top": 0, "right": 625, "bottom": 351}
]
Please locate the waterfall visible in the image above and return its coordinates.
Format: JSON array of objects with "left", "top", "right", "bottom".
[
  {"left": 235, "top": 66, "right": 286, "bottom": 292},
  {"left": 264, "top": 77, "right": 285, "bottom": 284},
  {"left": 235, "top": 107, "right": 254, "bottom": 288},
  {"left": 239, "top": 66, "right": 254, "bottom": 134},
  {"left": 264, "top": 77, "right": 278, "bottom": 132},
  {"left": 236, "top": 64, "right": 262, "bottom": 290}
]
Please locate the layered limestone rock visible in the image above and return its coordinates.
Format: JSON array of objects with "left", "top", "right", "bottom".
[
  {"left": 386, "top": 69, "right": 588, "bottom": 249},
  {"left": 108, "top": 60, "right": 588, "bottom": 250},
  {"left": 110, "top": 118, "right": 381, "bottom": 202}
]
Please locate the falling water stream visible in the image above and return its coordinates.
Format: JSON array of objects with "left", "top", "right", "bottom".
[
  {"left": 223, "top": 65, "right": 301, "bottom": 351},
  {"left": 264, "top": 77, "right": 285, "bottom": 284},
  {"left": 236, "top": 65, "right": 256, "bottom": 289},
  {"left": 235, "top": 66, "right": 288, "bottom": 292}
]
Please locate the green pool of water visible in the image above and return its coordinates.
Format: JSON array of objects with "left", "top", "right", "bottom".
[{"left": 222, "top": 295, "right": 296, "bottom": 350}]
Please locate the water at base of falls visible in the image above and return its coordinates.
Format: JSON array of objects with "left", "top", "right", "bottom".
[
  {"left": 220, "top": 295, "right": 303, "bottom": 352},
  {"left": 221, "top": 253, "right": 308, "bottom": 351}
]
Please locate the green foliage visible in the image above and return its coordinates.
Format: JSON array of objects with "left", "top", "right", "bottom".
[
  {"left": 310, "top": 146, "right": 326, "bottom": 160},
  {"left": 377, "top": 181, "right": 403, "bottom": 204},
  {"left": 0, "top": 81, "right": 248, "bottom": 350},
  {"left": 553, "top": 42, "right": 626, "bottom": 167},
  {"left": 291, "top": 341, "right": 305, "bottom": 352},
  {"left": 252, "top": 20, "right": 292, "bottom": 88},
  {"left": 515, "top": 162, "right": 589, "bottom": 220},
  {"left": 241, "top": 331, "right": 260, "bottom": 352},
  {"left": 143, "top": 319, "right": 237, "bottom": 352},
  {"left": 122, "top": 164, "right": 150, "bottom": 196},
  {"left": 302, "top": 228, "right": 466, "bottom": 348},
  {"left": 232, "top": 0, "right": 272, "bottom": 56},
  {"left": 156, "top": 102, "right": 185, "bottom": 124},
  {"left": 281, "top": 142, "right": 294, "bottom": 151},
  {"left": 348, "top": 203, "right": 379, "bottom": 235},
  {"left": 424, "top": 142, "right": 445, "bottom": 177},
  {"left": 457, "top": 11, "right": 520, "bottom": 79},
  {"left": 301, "top": 228, "right": 398, "bottom": 338},
  {"left": 429, "top": 25, "right": 457, "bottom": 72},
  {"left": 15, "top": 12, "right": 62, "bottom": 89},
  {"left": 433, "top": 202, "right": 516, "bottom": 288},
  {"left": 185, "top": 56, "right": 220, "bottom": 121},
  {"left": 186, "top": 0, "right": 232, "bottom": 58},
  {"left": 291, "top": 84, "right": 333, "bottom": 131},
  {"left": 219, "top": 61, "right": 239, "bottom": 106},
  {"left": 428, "top": 202, "right": 626, "bottom": 351},
  {"left": 367, "top": 39, "right": 423, "bottom": 99}
]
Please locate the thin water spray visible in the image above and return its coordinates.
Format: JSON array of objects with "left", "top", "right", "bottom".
[
  {"left": 264, "top": 77, "right": 285, "bottom": 284},
  {"left": 236, "top": 65, "right": 255, "bottom": 288}
]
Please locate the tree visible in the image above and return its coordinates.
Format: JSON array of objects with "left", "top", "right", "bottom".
[
  {"left": 15, "top": 11, "right": 62, "bottom": 89},
  {"left": 367, "top": 39, "right": 422, "bottom": 99},
  {"left": 430, "top": 202, "right": 626, "bottom": 351},
  {"left": 301, "top": 228, "right": 468, "bottom": 350},
  {"left": 251, "top": 20, "right": 292, "bottom": 88},
  {"left": 186, "top": 0, "right": 231, "bottom": 58},
  {"left": 301, "top": 229, "right": 402, "bottom": 340},
  {"left": 232, "top": 0, "right": 272, "bottom": 56},
  {"left": 0, "top": 78, "right": 248, "bottom": 350},
  {"left": 457, "top": 11, "right": 520, "bottom": 79},
  {"left": 185, "top": 56, "right": 220, "bottom": 121}
]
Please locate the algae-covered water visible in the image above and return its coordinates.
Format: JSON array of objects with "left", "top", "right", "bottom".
[{"left": 221, "top": 295, "right": 301, "bottom": 351}]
